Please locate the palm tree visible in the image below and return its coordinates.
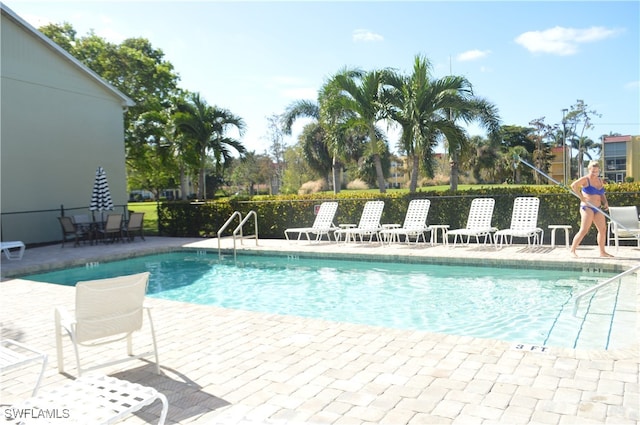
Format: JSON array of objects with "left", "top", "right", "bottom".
[
  {"left": 572, "top": 135, "right": 597, "bottom": 174},
  {"left": 326, "top": 68, "right": 390, "bottom": 193},
  {"left": 505, "top": 146, "right": 530, "bottom": 183},
  {"left": 280, "top": 100, "right": 335, "bottom": 190},
  {"left": 281, "top": 84, "right": 368, "bottom": 193},
  {"left": 174, "top": 93, "right": 246, "bottom": 198},
  {"left": 386, "top": 55, "right": 501, "bottom": 192}
]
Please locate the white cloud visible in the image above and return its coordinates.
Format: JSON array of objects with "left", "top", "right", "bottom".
[
  {"left": 624, "top": 81, "right": 640, "bottom": 90},
  {"left": 352, "top": 29, "right": 384, "bottom": 42},
  {"left": 457, "top": 49, "right": 491, "bottom": 61},
  {"left": 515, "top": 26, "right": 622, "bottom": 56}
]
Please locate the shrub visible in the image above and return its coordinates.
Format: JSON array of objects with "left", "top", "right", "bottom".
[
  {"left": 156, "top": 182, "right": 640, "bottom": 246},
  {"left": 346, "top": 179, "right": 370, "bottom": 190},
  {"left": 298, "top": 179, "right": 327, "bottom": 195}
]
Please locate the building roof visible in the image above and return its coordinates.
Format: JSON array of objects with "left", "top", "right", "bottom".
[
  {"left": 1, "top": 2, "right": 135, "bottom": 108},
  {"left": 603, "top": 135, "right": 631, "bottom": 143}
]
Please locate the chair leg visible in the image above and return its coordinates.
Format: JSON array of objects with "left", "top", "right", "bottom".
[
  {"left": 146, "top": 308, "right": 161, "bottom": 374},
  {"left": 55, "top": 309, "right": 65, "bottom": 374},
  {"left": 127, "top": 334, "right": 133, "bottom": 356},
  {"left": 33, "top": 353, "right": 48, "bottom": 396}
]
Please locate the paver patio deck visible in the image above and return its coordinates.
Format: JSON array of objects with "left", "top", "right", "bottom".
[{"left": 1, "top": 237, "right": 638, "bottom": 424}]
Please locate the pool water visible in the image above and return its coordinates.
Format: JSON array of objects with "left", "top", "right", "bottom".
[{"left": 23, "top": 252, "right": 626, "bottom": 350}]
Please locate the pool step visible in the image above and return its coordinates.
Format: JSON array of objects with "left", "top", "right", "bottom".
[{"left": 546, "top": 274, "right": 635, "bottom": 350}]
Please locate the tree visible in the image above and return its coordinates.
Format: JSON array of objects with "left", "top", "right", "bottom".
[
  {"left": 563, "top": 100, "right": 601, "bottom": 176},
  {"left": 230, "top": 151, "right": 272, "bottom": 196},
  {"left": 38, "top": 23, "right": 182, "bottom": 186},
  {"left": 173, "top": 93, "right": 246, "bottom": 199},
  {"left": 570, "top": 136, "right": 598, "bottom": 173},
  {"left": 280, "top": 143, "right": 322, "bottom": 194},
  {"left": 528, "top": 117, "right": 555, "bottom": 184},
  {"left": 280, "top": 103, "right": 333, "bottom": 187},
  {"left": 326, "top": 68, "right": 390, "bottom": 193},
  {"left": 497, "top": 125, "right": 538, "bottom": 183},
  {"left": 264, "top": 115, "right": 286, "bottom": 194},
  {"left": 386, "top": 55, "right": 501, "bottom": 192},
  {"left": 505, "top": 146, "right": 530, "bottom": 184},
  {"left": 127, "top": 109, "right": 181, "bottom": 200},
  {"left": 469, "top": 135, "right": 500, "bottom": 183}
]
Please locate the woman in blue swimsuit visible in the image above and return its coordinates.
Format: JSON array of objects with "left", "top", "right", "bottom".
[{"left": 570, "top": 161, "right": 612, "bottom": 257}]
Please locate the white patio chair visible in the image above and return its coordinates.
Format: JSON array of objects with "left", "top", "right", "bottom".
[
  {"left": 607, "top": 206, "right": 640, "bottom": 251},
  {"left": 494, "top": 197, "right": 543, "bottom": 248},
  {"left": 447, "top": 198, "right": 496, "bottom": 247},
  {"left": 284, "top": 202, "right": 339, "bottom": 242},
  {"left": 55, "top": 272, "right": 160, "bottom": 377},
  {"left": 334, "top": 200, "right": 385, "bottom": 243},
  {"left": 379, "top": 199, "right": 431, "bottom": 245}
]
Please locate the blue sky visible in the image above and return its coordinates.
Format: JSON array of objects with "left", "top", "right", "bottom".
[{"left": 9, "top": 1, "right": 639, "bottom": 155}]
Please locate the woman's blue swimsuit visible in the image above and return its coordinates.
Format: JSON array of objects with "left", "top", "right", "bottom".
[{"left": 581, "top": 179, "right": 605, "bottom": 213}]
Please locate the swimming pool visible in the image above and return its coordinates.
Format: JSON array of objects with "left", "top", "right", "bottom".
[{"left": 23, "top": 251, "right": 631, "bottom": 350}]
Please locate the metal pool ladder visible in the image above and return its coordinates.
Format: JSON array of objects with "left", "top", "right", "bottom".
[
  {"left": 573, "top": 264, "right": 639, "bottom": 317},
  {"left": 217, "top": 210, "right": 259, "bottom": 259}
]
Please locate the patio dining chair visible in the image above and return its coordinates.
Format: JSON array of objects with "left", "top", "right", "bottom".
[
  {"left": 123, "top": 212, "right": 145, "bottom": 242},
  {"left": 58, "top": 216, "right": 89, "bottom": 247},
  {"left": 97, "top": 213, "right": 123, "bottom": 243}
]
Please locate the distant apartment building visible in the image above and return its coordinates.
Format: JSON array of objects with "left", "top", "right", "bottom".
[
  {"left": 549, "top": 145, "right": 572, "bottom": 185},
  {"left": 602, "top": 135, "right": 639, "bottom": 183}
]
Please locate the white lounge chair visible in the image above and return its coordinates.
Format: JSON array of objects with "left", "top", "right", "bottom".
[
  {"left": 1, "top": 241, "right": 25, "bottom": 260},
  {"left": 494, "top": 197, "right": 543, "bottom": 248},
  {"left": 284, "top": 202, "right": 339, "bottom": 242},
  {"left": 8, "top": 374, "right": 168, "bottom": 425},
  {"left": 55, "top": 272, "right": 160, "bottom": 377},
  {"left": 334, "top": 200, "right": 385, "bottom": 243},
  {"left": 379, "top": 199, "right": 431, "bottom": 245},
  {"left": 607, "top": 206, "right": 640, "bottom": 251},
  {"left": 0, "top": 339, "right": 47, "bottom": 396},
  {"left": 447, "top": 198, "right": 496, "bottom": 246}
]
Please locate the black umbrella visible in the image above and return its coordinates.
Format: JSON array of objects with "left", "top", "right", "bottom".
[{"left": 89, "top": 166, "right": 114, "bottom": 219}]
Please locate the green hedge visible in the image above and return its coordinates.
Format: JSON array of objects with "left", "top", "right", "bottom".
[{"left": 158, "top": 183, "right": 640, "bottom": 246}]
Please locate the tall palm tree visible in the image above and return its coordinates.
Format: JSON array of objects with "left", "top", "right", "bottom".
[
  {"left": 280, "top": 100, "right": 336, "bottom": 191},
  {"left": 386, "top": 55, "right": 501, "bottom": 192},
  {"left": 326, "top": 68, "right": 390, "bottom": 193},
  {"left": 174, "top": 93, "right": 246, "bottom": 198}
]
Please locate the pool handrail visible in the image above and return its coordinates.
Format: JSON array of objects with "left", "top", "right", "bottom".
[
  {"left": 218, "top": 211, "right": 243, "bottom": 258},
  {"left": 232, "top": 210, "right": 258, "bottom": 260},
  {"left": 572, "top": 264, "right": 640, "bottom": 317}
]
